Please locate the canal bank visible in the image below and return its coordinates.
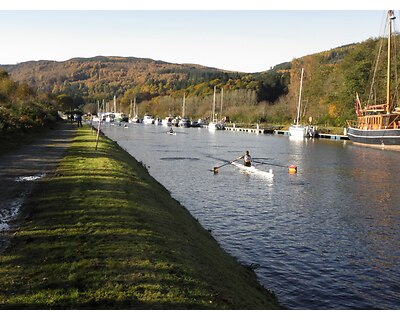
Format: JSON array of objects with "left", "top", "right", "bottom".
[
  {"left": 0, "top": 124, "right": 281, "bottom": 309},
  {"left": 102, "top": 123, "right": 400, "bottom": 309}
]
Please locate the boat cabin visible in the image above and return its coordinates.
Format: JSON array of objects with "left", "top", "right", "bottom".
[{"left": 349, "top": 104, "right": 400, "bottom": 130}]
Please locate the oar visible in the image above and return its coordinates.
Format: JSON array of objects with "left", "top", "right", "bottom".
[
  {"left": 213, "top": 156, "right": 242, "bottom": 174},
  {"left": 252, "top": 159, "right": 287, "bottom": 168},
  {"left": 252, "top": 159, "right": 298, "bottom": 173}
]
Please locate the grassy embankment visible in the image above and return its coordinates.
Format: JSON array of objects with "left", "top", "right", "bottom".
[{"left": 0, "top": 126, "right": 281, "bottom": 309}]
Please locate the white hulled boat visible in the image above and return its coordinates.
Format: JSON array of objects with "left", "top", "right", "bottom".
[
  {"left": 208, "top": 86, "right": 224, "bottom": 131},
  {"left": 143, "top": 114, "right": 155, "bottom": 124},
  {"left": 289, "top": 68, "right": 310, "bottom": 138}
]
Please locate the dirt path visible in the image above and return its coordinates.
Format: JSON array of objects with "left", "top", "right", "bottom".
[{"left": 0, "top": 122, "right": 76, "bottom": 242}]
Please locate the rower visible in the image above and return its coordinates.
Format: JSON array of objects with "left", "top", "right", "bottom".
[{"left": 240, "top": 150, "right": 252, "bottom": 167}]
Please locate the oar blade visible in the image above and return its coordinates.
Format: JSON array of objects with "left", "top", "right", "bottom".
[{"left": 212, "top": 156, "right": 241, "bottom": 174}]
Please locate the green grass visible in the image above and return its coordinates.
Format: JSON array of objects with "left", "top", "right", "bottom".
[{"left": 0, "top": 126, "right": 281, "bottom": 309}]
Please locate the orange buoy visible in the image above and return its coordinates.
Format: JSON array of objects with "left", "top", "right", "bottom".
[{"left": 289, "top": 165, "right": 297, "bottom": 174}]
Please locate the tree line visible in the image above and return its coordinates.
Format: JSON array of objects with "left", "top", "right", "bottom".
[
  {"left": 0, "top": 69, "right": 59, "bottom": 138},
  {"left": 2, "top": 35, "right": 398, "bottom": 128}
]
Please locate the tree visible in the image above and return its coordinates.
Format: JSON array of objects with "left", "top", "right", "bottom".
[{"left": 56, "top": 94, "right": 74, "bottom": 111}]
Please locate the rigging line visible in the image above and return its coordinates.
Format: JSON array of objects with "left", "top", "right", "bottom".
[
  {"left": 367, "top": 26, "right": 385, "bottom": 106},
  {"left": 367, "top": 11, "right": 389, "bottom": 106},
  {"left": 392, "top": 21, "right": 399, "bottom": 108}
]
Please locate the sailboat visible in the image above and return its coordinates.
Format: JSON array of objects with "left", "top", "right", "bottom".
[
  {"left": 208, "top": 86, "right": 224, "bottom": 131},
  {"left": 219, "top": 87, "right": 226, "bottom": 130},
  {"left": 347, "top": 10, "right": 400, "bottom": 146},
  {"left": 208, "top": 86, "right": 218, "bottom": 131},
  {"left": 129, "top": 97, "right": 141, "bottom": 123},
  {"left": 178, "top": 93, "right": 191, "bottom": 127},
  {"left": 289, "top": 68, "right": 310, "bottom": 138}
]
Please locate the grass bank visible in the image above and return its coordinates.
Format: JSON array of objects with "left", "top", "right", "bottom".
[{"left": 0, "top": 126, "right": 281, "bottom": 309}]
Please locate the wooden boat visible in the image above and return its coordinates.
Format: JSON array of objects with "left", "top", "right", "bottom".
[
  {"left": 231, "top": 162, "right": 273, "bottom": 178},
  {"left": 347, "top": 11, "right": 400, "bottom": 146}
]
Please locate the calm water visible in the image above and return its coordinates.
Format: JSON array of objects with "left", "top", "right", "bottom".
[{"left": 101, "top": 123, "right": 400, "bottom": 310}]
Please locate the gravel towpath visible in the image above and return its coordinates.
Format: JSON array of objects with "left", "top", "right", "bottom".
[{"left": 0, "top": 123, "right": 76, "bottom": 247}]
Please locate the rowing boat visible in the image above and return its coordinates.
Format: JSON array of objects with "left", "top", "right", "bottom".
[{"left": 231, "top": 162, "right": 273, "bottom": 178}]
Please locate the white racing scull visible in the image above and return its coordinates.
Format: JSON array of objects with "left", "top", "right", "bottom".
[{"left": 231, "top": 162, "right": 274, "bottom": 178}]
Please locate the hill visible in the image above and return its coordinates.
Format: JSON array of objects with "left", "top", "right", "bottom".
[
  {"left": 1, "top": 56, "right": 289, "bottom": 123},
  {"left": 1, "top": 56, "right": 250, "bottom": 101},
  {"left": 2, "top": 35, "right": 396, "bottom": 126}
]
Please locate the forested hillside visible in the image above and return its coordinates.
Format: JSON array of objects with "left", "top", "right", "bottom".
[
  {"left": 0, "top": 69, "right": 58, "bottom": 139},
  {"left": 1, "top": 56, "right": 289, "bottom": 123},
  {"left": 2, "top": 34, "right": 398, "bottom": 126}
]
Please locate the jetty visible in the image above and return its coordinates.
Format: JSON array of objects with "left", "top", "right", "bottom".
[
  {"left": 316, "top": 133, "right": 349, "bottom": 140},
  {"left": 274, "top": 129, "right": 348, "bottom": 140},
  {"left": 223, "top": 125, "right": 349, "bottom": 140},
  {"left": 225, "top": 126, "right": 274, "bottom": 134}
]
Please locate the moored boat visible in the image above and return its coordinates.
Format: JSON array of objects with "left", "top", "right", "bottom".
[
  {"left": 289, "top": 68, "right": 312, "bottom": 138},
  {"left": 129, "top": 115, "right": 141, "bottom": 123},
  {"left": 143, "top": 114, "right": 155, "bottom": 125},
  {"left": 208, "top": 86, "right": 225, "bottom": 131},
  {"left": 115, "top": 113, "right": 129, "bottom": 123},
  {"left": 162, "top": 116, "right": 173, "bottom": 126},
  {"left": 178, "top": 117, "right": 191, "bottom": 127},
  {"left": 154, "top": 117, "right": 162, "bottom": 125},
  {"left": 347, "top": 11, "right": 400, "bottom": 146},
  {"left": 289, "top": 124, "right": 309, "bottom": 138}
]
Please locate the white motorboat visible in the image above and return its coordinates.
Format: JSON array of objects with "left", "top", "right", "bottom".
[
  {"left": 197, "top": 119, "right": 207, "bottom": 128},
  {"left": 178, "top": 117, "right": 191, "bottom": 127},
  {"left": 154, "top": 118, "right": 162, "bottom": 125},
  {"left": 162, "top": 116, "right": 173, "bottom": 126},
  {"left": 129, "top": 116, "right": 141, "bottom": 123},
  {"left": 143, "top": 114, "right": 155, "bottom": 124}
]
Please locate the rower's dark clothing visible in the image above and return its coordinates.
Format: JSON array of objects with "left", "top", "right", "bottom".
[{"left": 243, "top": 153, "right": 252, "bottom": 167}]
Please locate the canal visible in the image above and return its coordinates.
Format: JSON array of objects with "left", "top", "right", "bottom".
[{"left": 101, "top": 123, "right": 400, "bottom": 309}]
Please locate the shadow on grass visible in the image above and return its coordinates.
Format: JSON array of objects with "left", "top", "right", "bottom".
[{"left": 0, "top": 127, "right": 281, "bottom": 310}]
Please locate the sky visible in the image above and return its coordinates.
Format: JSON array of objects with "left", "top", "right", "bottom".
[{"left": 0, "top": 1, "right": 398, "bottom": 73}]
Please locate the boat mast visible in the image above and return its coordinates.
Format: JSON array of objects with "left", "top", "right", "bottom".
[
  {"left": 182, "top": 93, "right": 186, "bottom": 117},
  {"left": 296, "top": 68, "right": 304, "bottom": 125},
  {"left": 220, "top": 87, "right": 224, "bottom": 120},
  {"left": 386, "top": 10, "right": 395, "bottom": 114}
]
